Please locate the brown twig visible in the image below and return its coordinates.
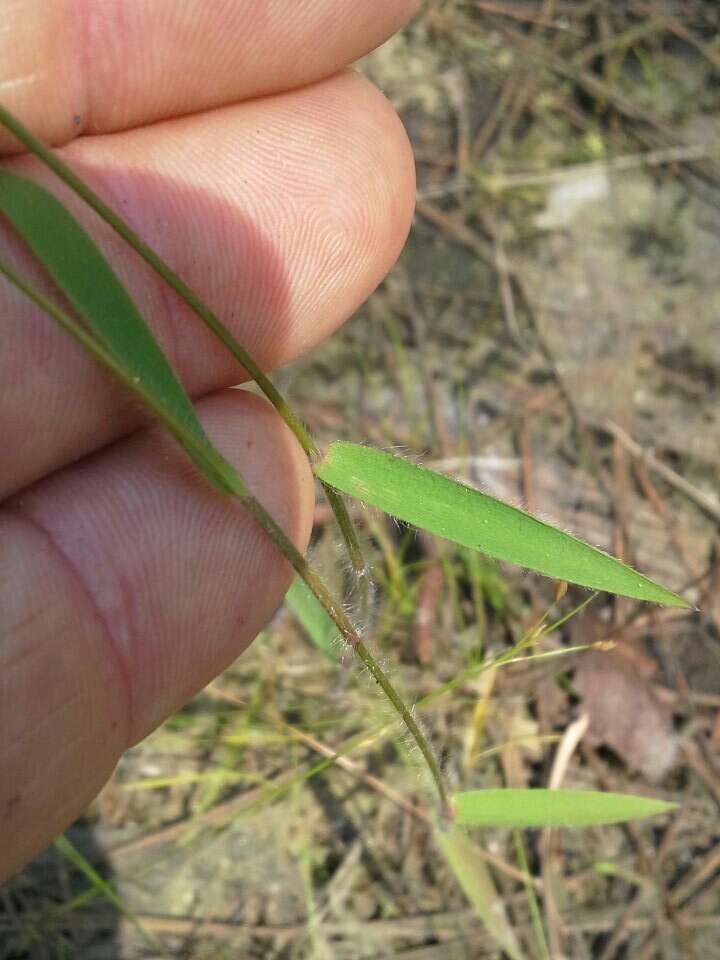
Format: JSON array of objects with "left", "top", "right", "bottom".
[
  {"left": 632, "top": 459, "right": 704, "bottom": 581},
  {"left": 602, "top": 420, "right": 720, "bottom": 526},
  {"left": 415, "top": 199, "right": 493, "bottom": 263}
]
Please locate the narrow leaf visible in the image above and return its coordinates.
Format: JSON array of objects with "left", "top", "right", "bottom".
[
  {"left": 453, "top": 789, "right": 677, "bottom": 828},
  {"left": 0, "top": 252, "right": 243, "bottom": 498},
  {"left": 314, "top": 442, "right": 689, "bottom": 607},
  {"left": 54, "top": 836, "right": 161, "bottom": 951},
  {"left": 285, "top": 576, "right": 339, "bottom": 661},
  {"left": 436, "top": 825, "right": 524, "bottom": 960},
  {"left": 0, "top": 170, "right": 210, "bottom": 449}
]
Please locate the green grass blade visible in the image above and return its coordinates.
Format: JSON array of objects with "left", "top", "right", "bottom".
[
  {"left": 0, "top": 170, "right": 209, "bottom": 451},
  {"left": 285, "top": 576, "right": 339, "bottom": 661},
  {"left": 453, "top": 789, "right": 677, "bottom": 828},
  {"left": 436, "top": 825, "right": 524, "bottom": 960},
  {"left": 53, "top": 836, "right": 126, "bottom": 916},
  {"left": 314, "top": 442, "right": 689, "bottom": 607},
  {"left": 514, "top": 829, "right": 551, "bottom": 960},
  {"left": 54, "top": 836, "right": 163, "bottom": 954}
]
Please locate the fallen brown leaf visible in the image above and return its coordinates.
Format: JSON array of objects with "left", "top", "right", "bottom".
[{"left": 573, "top": 618, "right": 678, "bottom": 782}]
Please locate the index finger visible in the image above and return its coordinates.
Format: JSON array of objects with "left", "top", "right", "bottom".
[{"left": 0, "top": 0, "right": 418, "bottom": 154}]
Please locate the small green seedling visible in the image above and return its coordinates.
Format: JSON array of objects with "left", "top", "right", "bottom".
[{"left": 0, "top": 105, "right": 683, "bottom": 942}]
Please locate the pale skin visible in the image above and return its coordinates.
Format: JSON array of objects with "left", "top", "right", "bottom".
[{"left": 0, "top": 0, "right": 419, "bottom": 879}]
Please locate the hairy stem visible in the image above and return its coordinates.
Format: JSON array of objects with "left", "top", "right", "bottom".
[
  {"left": 241, "top": 494, "right": 450, "bottom": 815},
  {"left": 0, "top": 255, "right": 450, "bottom": 818},
  {"left": 0, "top": 104, "right": 366, "bottom": 580}
]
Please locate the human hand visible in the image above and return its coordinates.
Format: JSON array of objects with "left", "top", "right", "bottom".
[{"left": 0, "top": 0, "right": 417, "bottom": 878}]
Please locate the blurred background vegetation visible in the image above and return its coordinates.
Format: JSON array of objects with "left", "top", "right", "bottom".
[{"left": 4, "top": 2, "right": 720, "bottom": 957}]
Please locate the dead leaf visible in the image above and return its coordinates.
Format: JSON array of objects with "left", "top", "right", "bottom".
[
  {"left": 576, "top": 650, "right": 678, "bottom": 782},
  {"left": 574, "top": 619, "right": 678, "bottom": 782}
]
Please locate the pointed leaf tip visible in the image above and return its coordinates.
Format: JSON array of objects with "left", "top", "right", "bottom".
[
  {"left": 314, "top": 442, "right": 689, "bottom": 608},
  {"left": 452, "top": 789, "right": 677, "bottom": 829}
]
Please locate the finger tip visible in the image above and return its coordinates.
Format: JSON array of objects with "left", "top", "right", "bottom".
[{"left": 338, "top": 69, "right": 417, "bottom": 257}]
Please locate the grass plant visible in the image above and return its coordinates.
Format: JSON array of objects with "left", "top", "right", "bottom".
[{"left": 0, "top": 98, "right": 690, "bottom": 952}]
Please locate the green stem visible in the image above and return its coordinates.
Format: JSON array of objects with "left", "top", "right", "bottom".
[
  {"left": 514, "top": 830, "right": 551, "bottom": 960},
  {"left": 240, "top": 495, "right": 449, "bottom": 815},
  {"left": 0, "top": 103, "right": 366, "bottom": 580},
  {"left": 0, "top": 255, "right": 449, "bottom": 818},
  {"left": 354, "top": 639, "right": 447, "bottom": 810}
]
